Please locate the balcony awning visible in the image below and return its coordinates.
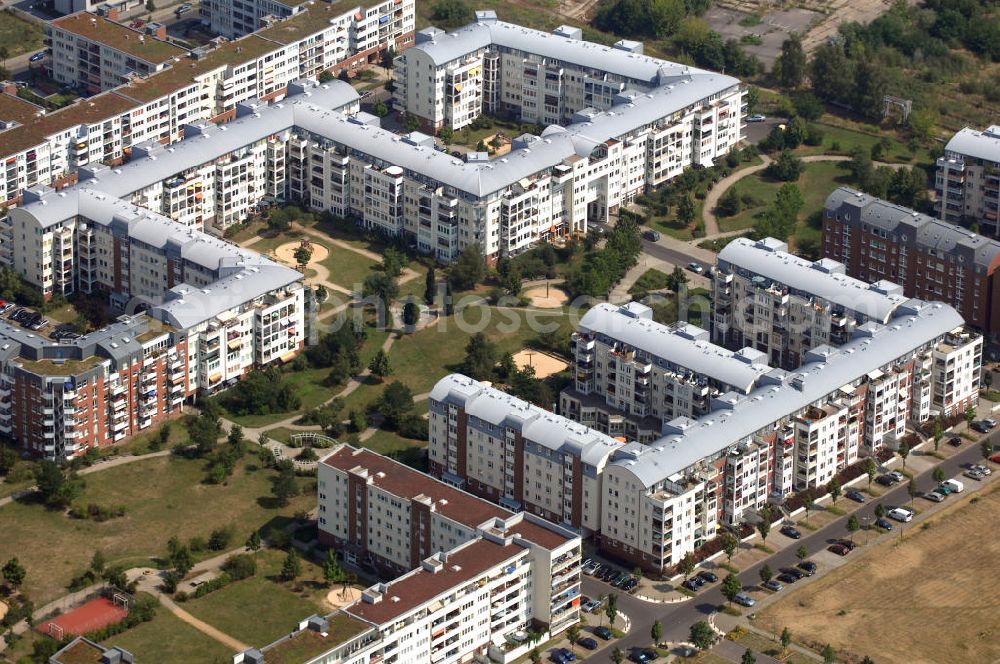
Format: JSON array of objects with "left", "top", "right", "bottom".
[
  {"left": 279, "top": 351, "right": 297, "bottom": 363},
  {"left": 209, "top": 373, "right": 222, "bottom": 383},
  {"left": 227, "top": 339, "right": 242, "bottom": 350}
]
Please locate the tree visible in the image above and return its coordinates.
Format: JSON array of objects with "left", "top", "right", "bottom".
[
  {"left": 859, "top": 657, "right": 874, "bottom": 664},
  {"left": 717, "top": 186, "right": 742, "bottom": 217},
  {"left": 362, "top": 272, "right": 399, "bottom": 313},
  {"left": 932, "top": 467, "right": 945, "bottom": 484},
  {"left": 404, "top": 114, "right": 420, "bottom": 132},
  {"left": 171, "top": 545, "right": 193, "bottom": 577},
  {"left": 982, "top": 440, "right": 993, "bottom": 461},
  {"left": 874, "top": 503, "right": 886, "bottom": 520},
  {"left": 402, "top": 301, "right": 420, "bottom": 328},
  {"left": 766, "top": 150, "right": 803, "bottom": 182},
  {"left": 90, "top": 550, "right": 105, "bottom": 574},
  {"left": 372, "top": 100, "right": 389, "bottom": 117},
  {"left": 145, "top": 0, "right": 155, "bottom": 10},
  {"left": 430, "top": 0, "right": 473, "bottom": 28},
  {"left": 756, "top": 506, "right": 772, "bottom": 544},
  {"left": 776, "top": 34, "right": 806, "bottom": 88},
  {"left": 529, "top": 648, "right": 541, "bottom": 664},
  {"left": 846, "top": 514, "right": 860, "bottom": 541},
  {"left": 272, "top": 465, "right": 299, "bottom": 507},
  {"left": 852, "top": 59, "right": 887, "bottom": 121},
  {"left": 281, "top": 549, "right": 301, "bottom": 582},
  {"left": 209, "top": 526, "right": 233, "bottom": 551},
  {"left": 795, "top": 544, "right": 808, "bottom": 561},
  {"left": 965, "top": 404, "right": 976, "bottom": 426},
  {"left": 932, "top": 420, "right": 943, "bottom": 452},
  {"left": 323, "top": 549, "right": 343, "bottom": 585},
  {"left": 246, "top": 530, "right": 262, "bottom": 551},
  {"left": 678, "top": 552, "right": 696, "bottom": 580},
  {"left": 611, "top": 647, "right": 625, "bottom": 664},
  {"left": 368, "top": 349, "right": 391, "bottom": 380},
  {"left": 461, "top": 333, "right": 498, "bottom": 380},
  {"left": 804, "top": 496, "right": 815, "bottom": 519},
  {"left": 723, "top": 533, "right": 738, "bottom": 563},
  {"left": 439, "top": 126, "right": 454, "bottom": 144},
  {"left": 424, "top": 265, "right": 437, "bottom": 305},
  {"left": 293, "top": 244, "right": 313, "bottom": 269},
  {"left": 377, "top": 381, "right": 415, "bottom": 429},
  {"left": 907, "top": 478, "right": 917, "bottom": 506},
  {"left": 605, "top": 592, "right": 618, "bottom": 627},
  {"left": 651, "top": 620, "right": 663, "bottom": 646},
  {"left": 567, "top": 624, "right": 581, "bottom": 653},
  {"left": 780, "top": 627, "right": 792, "bottom": 651},
  {"left": 741, "top": 650, "right": 757, "bottom": 664},
  {"left": 35, "top": 461, "right": 84, "bottom": 508},
  {"left": 898, "top": 440, "right": 910, "bottom": 468},
  {"left": 690, "top": 620, "right": 716, "bottom": 650},
  {"left": 449, "top": 243, "right": 485, "bottom": 290},
  {"left": 828, "top": 477, "right": 842, "bottom": 504},
  {"left": 2, "top": 558, "right": 26, "bottom": 590},
  {"left": 666, "top": 265, "right": 689, "bottom": 293},
  {"left": 759, "top": 564, "right": 773, "bottom": 584},
  {"left": 866, "top": 458, "right": 878, "bottom": 488},
  {"left": 319, "top": 70, "right": 335, "bottom": 83},
  {"left": 821, "top": 643, "right": 837, "bottom": 664},
  {"left": 677, "top": 193, "right": 696, "bottom": 226},
  {"left": 721, "top": 573, "right": 742, "bottom": 605}
]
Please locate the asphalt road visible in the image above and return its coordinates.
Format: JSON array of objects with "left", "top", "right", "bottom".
[
  {"left": 640, "top": 239, "right": 706, "bottom": 271},
  {"left": 574, "top": 435, "right": 996, "bottom": 660}
]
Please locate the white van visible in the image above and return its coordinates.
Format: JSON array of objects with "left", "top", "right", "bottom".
[
  {"left": 944, "top": 479, "right": 964, "bottom": 493},
  {"left": 888, "top": 507, "right": 913, "bottom": 522}
]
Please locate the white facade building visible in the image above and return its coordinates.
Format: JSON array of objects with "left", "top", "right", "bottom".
[{"left": 935, "top": 125, "right": 1000, "bottom": 234}]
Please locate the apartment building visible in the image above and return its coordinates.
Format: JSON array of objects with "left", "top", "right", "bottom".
[
  {"left": 48, "top": 13, "right": 186, "bottom": 94},
  {"left": 599, "top": 298, "right": 976, "bottom": 572},
  {"left": 0, "top": 3, "right": 411, "bottom": 207},
  {"left": 560, "top": 302, "right": 771, "bottom": 442},
  {"left": 935, "top": 125, "right": 1000, "bottom": 233},
  {"left": 822, "top": 186, "right": 1000, "bottom": 342},
  {"left": 0, "top": 314, "right": 190, "bottom": 459},
  {"left": 427, "top": 374, "right": 623, "bottom": 533},
  {"left": 713, "top": 236, "right": 909, "bottom": 368},
  {"left": 240, "top": 514, "right": 580, "bottom": 664}
]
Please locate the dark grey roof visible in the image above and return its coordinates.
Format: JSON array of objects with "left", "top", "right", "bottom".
[{"left": 824, "top": 186, "right": 1000, "bottom": 271}]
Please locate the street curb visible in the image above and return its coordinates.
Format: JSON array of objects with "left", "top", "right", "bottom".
[{"left": 632, "top": 592, "right": 690, "bottom": 605}]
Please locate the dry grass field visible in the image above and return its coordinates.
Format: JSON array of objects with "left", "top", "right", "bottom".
[{"left": 758, "top": 483, "right": 1000, "bottom": 664}]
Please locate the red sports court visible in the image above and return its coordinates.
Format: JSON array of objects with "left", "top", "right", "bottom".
[{"left": 36, "top": 596, "right": 127, "bottom": 639}]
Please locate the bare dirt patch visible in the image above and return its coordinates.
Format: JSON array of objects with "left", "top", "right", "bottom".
[
  {"left": 524, "top": 286, "right": 570, "bottom": 308},
  {"left": 758, "top": 484, "right": 1000, "bottom": 664},
  {"left": 512, "top": 350, "right": 568, "bottom": 379}
]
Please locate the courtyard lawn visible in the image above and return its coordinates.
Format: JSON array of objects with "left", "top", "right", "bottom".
[
  {"left": 717, "top": 160, "right": 850, "bottom": 254},
  {"left": 0, "top": 455, "right": 315, "bottom": 604},
  {"left": 318, "top": 242, "right": 378, "bottom": 292},
  {"left": 102, "top": 598, "right": 234, "bottom": 664},
  {"left": 181, "top": 550, "right": 329, "bottom": 648},
  {"left": 628, "top": 269, "right": 671, "bottom": 299}
]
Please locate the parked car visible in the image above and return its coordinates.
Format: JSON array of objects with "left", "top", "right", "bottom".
[
  {"left": 889, "top": 471, "right": 906, "bottom": 483},
  {"left": 838, "top": 540, "right": 857, "bottom": 551},
  {"left": 29, "top": 51, "right": 46, "bottom": 62},
  {"left": 971, "top": 463, "right": 992, "bottom": 476},
  {"left": 578, "top": 637, "right": 599, "bottom": 651},
  {"left": 622, "top": 577, "right": 638, "bottom": 591},
  {"left": 783, "top": 567, "right": 805, "bottom": 580},
  {"left": 763, "top": 579, "right": 783, "bottom": 592},
  {"left": 687, "top": 262, "right": 704, "bottom": 274},
  {"left": 925, "top": 490, "right": 947, "bottom": 502},
  {"left": 747, "top": 114, "right": 767, "bottom": 122},
  {"left": 777, "top": 572, "right": 798, "bottom": 584},
  {"left": 175, "top": 2, "right": 192, "bottom": 14},
  {"left": 734, "top": 593, "right": 756, "bottom": 607},
  {"left": 697, "top": 570, "right": 718, "bottom": 583},
  {"left": 797, "top": 561, "right": 817, "bottom": 576},
  {"left": 557, "top": 649, "right": 575, "bottom": 662},
  {"left": 875, "top": 474, "right": 896, "bottom": 487},
  {"left": 984, "top": 418, "right": 998, "bottom": 428},
  {"left": 934, "top": 484, "right": 953, "bottom": 496},
  {"left": 828, "top": 543, "right": 850, "bottom": 556},
  {"left": 581, "top": 598, "right": 600, "bottom": 613},
  {"left": 628, "top": 648, "right": 657, "bottom": 663},
  {"left": 964, "top": 469, "right": 985, "bottom": 481},
  {"left": 888, "top": 507, "right": 913, "bottom": 522},
  {"left": 845, "top": 489, "right": 866, "bottom": 503},
  {"left": 643, "top": 230, "right": 661, "bottom": 242},
  {"left": 971, "top": 420, "right": 992, "bottom": 433},
  {"left": 876, "top": 517, "right": 893, "bottom": 531},
  {"left": 947, "top": 435, "right": 963, "bottom": 447},
  {"left": 594, "top": 626, "right": 613, "bottom": 640},
  {"left": 614, "top": 574, "right": 633, "bottom": 589},
  {"left": 992, "top": 454, "right": 1000, "bottom": 464},
  {"left": 682, "top": 578, "right": 702, "bottom": 592},
  {"left": 780, "top": 525, "right": 801, "bottom": 539}
]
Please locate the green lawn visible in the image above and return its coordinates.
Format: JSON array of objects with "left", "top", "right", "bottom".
[
  {"left": 0, "top": 11, "right": 43, "bottom": 57},
  {"left": 102, "top": 597, "right": 234, "bottom": 664},
  {"left": 717, "top": 161, "right": 850, "bottom": 254},
  {"left": 318, "top": 243, "right": 378, "bottom": 291},
  {"left": 628, "top": 269, "right": 671, "bottom": 298},
  {"left": 0, "top": 456, "right": 315, "bottom": 603},
  {"left": 181, "top": 550, "right": 328, "bottom": 648}
]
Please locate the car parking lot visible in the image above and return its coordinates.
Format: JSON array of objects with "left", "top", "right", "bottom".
[
  {"left": 580, "top": 558, "right": 639, "bottom": 593},
  {"left": 3, "top": 302, "right": 49, "bottom": 332}
]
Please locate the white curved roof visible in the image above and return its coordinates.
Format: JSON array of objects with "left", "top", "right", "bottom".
[{"left": 718, "top": 237, "right": 907, "bottom": 323}]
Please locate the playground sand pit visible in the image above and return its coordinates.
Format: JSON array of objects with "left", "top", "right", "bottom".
[
  {"left": 512, "top": 350, "right": 568, "bottom": 378},
  {"left": 524, "top": 286, "right": 570, "bottom": 308},
  {"left": 325, "top": 586, "right": 361, "bottom": 610},
  {"left": 0, "top": 600, "right": 7, "bottom": 622},
  {"left": 274, "top": 241, "right": 329, "bottom": 267}
]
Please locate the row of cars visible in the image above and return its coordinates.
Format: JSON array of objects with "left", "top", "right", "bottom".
[
  {"left": 3, "top": 302, "right": 48, "bottom": 332},
  {"left": 581, "top": 559, "right": 639, "bottom": 592}
]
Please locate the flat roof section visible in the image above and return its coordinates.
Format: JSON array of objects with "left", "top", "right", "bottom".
[
  {"left": 52, "top": 12, "right": 188, "bottom": 63},
  {"left": 257, "top": 4, "right": 353, "bottom": 44},
  {"left": 0, "top": 92, "right": 45, "bottom": 125},
  {"left": 260, "top": 614, "right": 372, "bottom": 664},
  {"left": 321, "top": 445, "right": 511, "bottom": 527},
  {"left": 345, "top": 539, "right": 522, "bottom": 625}
]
